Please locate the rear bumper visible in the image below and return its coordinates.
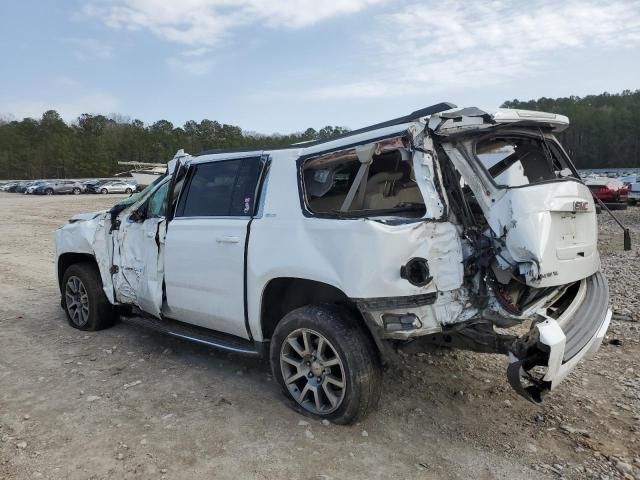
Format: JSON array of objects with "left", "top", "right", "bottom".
[{"left": 508, "top": 272, "right": 610, "bottom": 402}]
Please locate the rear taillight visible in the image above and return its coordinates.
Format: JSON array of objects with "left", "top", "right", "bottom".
[{"left": 599, "top": 186, "right": 610, "bottom": 194}]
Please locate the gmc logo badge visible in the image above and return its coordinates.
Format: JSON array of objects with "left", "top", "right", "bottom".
[{"left": 573, "top": 201, "right": 588, "bottom": 212}]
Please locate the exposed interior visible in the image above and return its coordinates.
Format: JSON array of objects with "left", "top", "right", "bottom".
[
  {"left": 475, "top": 134, "right": 576, "bottom": 188},
  {"left": 439, "top": 136, "right": 571, "bottom": 317},
  {"left": 302, "top": 137, "right": 426, "bottom": 218}
]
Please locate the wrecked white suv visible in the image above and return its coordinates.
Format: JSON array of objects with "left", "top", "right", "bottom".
[{"left": 55, "top": 103, "right": 611, "bottom": 424}]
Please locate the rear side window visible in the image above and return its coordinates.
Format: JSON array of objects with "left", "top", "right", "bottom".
[{"left": 176, "top": 157, "right": 262, "bottom": 217}]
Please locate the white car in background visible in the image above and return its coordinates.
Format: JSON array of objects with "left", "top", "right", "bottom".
[
  {"left": 622, "top": 175, "right": 640, "bottom": 205},
  {"left": 97, "top": 180, "right": 135, "bottom": 194}
]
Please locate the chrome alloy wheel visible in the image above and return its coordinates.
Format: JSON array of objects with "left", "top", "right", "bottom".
[
  {"left": 280, "top": 328, "right": 346, "bottom": 414},
  {"left": 65, "top": 276, "right": 90, "bottom": 327}
]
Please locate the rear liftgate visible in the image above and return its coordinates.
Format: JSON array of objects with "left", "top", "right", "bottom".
[{"left": 426, "top": 108, "right": 615, "bottom": 402}]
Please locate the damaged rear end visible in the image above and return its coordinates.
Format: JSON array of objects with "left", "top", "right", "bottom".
[{"left": 423, "top": 108, "right": 610, "bottom": 402}]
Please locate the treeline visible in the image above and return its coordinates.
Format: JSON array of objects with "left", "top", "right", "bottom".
[
  {"left": 502, "top": 89, "right": 640, "bottom": 169},
  {"left": 0, "top": 111, "right": 349, "bottom": 179},
  {"left": 1, "top": 89, "right": 639, "bottom": 179}
]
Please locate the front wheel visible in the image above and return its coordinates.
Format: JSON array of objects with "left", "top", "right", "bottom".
[
  {"left": 100, "top": 188, "right": 108, "bottom": 194},
  {"left": 45, "top": 188, "right": 54, "bottom": 195},
  {"left": 72, "top": 187, "right": 81, "bottom": 195},
  {"left": 62, "top": 263, "right": 116, "bottom": 331},
  {"left": 270, "top": 305, "right": 382, "bottom": 424},
  {"left": 125, "top": 188, "right": 133, "bottom": 194}
]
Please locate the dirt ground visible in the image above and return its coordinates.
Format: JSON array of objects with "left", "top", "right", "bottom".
[{"left": 0, "top": 192, "right": 638, "bottom": 480}]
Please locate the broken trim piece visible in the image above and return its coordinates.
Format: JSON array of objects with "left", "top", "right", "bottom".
[{"left": 354, "top": 292, "right": 438, "bottom": 311}]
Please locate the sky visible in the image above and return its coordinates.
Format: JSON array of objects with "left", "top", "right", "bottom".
[{"left": 1, "top": 0, "right": 640, "bottom": 134}]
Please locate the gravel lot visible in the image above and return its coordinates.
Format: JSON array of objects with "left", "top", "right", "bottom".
[{"left": 0, "top": 192, "right": 638, "bottom": 480}]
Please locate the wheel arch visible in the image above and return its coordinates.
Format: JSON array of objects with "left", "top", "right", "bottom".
[
  {"left": 259, "top": 277, "right": 385, "bottom": 362},
  {"left": 57, "top": 252, "right": 98, "bottom": 293}
]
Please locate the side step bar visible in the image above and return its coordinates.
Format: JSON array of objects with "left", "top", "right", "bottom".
[{"left": 122, "top": 314, "right": 262, "bottom": 356}]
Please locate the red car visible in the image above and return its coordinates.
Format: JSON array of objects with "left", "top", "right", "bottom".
[{"left": 586, "top": 178, "right": 629, "bottom": 208}]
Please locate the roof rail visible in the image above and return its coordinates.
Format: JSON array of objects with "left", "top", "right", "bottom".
[
  {"left": 334, "top": 101, "right": 458, "bottom": 140},
  {"left": 196, "top": 102, "right": 457, "bottom": 156}
]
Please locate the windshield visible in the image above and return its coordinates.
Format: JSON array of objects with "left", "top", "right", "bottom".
[
  {"left": 110, "top": 175, "right": 165, "bottom": 213},
  {"left": 474, "top": 134, "right": 577, "bottom": 188}
]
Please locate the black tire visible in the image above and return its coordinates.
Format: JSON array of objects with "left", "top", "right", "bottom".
[
  {"left": 45, "top": 188, "right": 54, "bottom": 195},
  {"left": 270, "top": 305, "right": 382, "bottom": 425},
  {"left": 628, "top": 199, "right": 637, "bottom": 206},
  {"left": 72, "top": 187, "right": 81, "bottom": 195},
  {"left": 125, "top": 188, "right": 133, "bottom": 194},
  {"left": 100, "top": 188, "right": 108, "bottom": 194},
  {"left": 61, "top": 262, "right": 116, "bottom": 331}
]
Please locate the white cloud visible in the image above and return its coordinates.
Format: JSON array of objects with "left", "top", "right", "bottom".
[
  {"left": 306, "top": 0, "right": 640, "bottom": 99},
  {"left": 84, "top": 0, "right": 388, "bottom": 47},
  {"left": 64, "top": 37, "right": 114, "bottom": 61},
  {"left": 166, "top": 56, "right": 215, "bottom": 76},
  {"left": 2, "top": 93, "right": 122, "bottom": 121}
]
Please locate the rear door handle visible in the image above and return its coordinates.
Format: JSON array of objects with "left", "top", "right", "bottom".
[{"left": 216, "top": 236, "right": 240, "bottom": 244}]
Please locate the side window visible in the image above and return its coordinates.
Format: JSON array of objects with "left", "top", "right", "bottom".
[
  {"left": 176, "top": 158, "right": 262, "bottom": 218},
  {"left": 146, "top": 181, "right": 170, "bottom": 218}
]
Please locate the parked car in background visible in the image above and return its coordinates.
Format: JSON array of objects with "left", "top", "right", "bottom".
[
  {"left": 34, "top": 180, "right": 85, "bottom": 195},
  {"left": 84, "top": 180, "right": 108, "bottom": 194},
  {"left": 25, "top": 181, "right": 48, "bottom": 194},
  {"left": 82, "top": 179, "right": 99, "bottom": 188},
  {"left": 585, "top": 177, "right": 629, "bottom": 209},
  {"left": 11, "top": 181, "right": 32, "bottom": 193},
  {"left": 621, "top": 175, "right": 640, "bottom": 205},
  {"left": 95, "top": 180, "right": 135, "bottom": 194},
  {"left": 14, "top": 182, "right": 29, "bottom": 193}
]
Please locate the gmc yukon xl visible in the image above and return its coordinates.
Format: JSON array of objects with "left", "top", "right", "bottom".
[{"left": 55, "top": 103, "right": 610, "bottom": 424}]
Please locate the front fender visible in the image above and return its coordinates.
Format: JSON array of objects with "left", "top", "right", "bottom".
[{"left": 55, "top": 212, "right": 115, "bottom": 304}]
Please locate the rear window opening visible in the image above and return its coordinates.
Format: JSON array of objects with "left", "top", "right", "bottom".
[
  {"left": 302, "top": 139, "right": 426, "bottom": 218},
  {"left": 475, "top": 134, "right": 576, "bottom": 188}
]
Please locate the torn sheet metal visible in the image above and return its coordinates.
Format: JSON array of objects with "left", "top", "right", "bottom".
[
  {"left": 55, "top": 211, "right": 116, "bottom": 304},
  {"left": 111, "top": 216, "right": 166, "bottom": 317}
]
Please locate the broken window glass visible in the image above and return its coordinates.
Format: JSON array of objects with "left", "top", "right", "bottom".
[
  {"left": 146, "top": 181, "right": 170, "bottom": 218},
  {"left": 475, "top": 135, "right": 576, "bottom": 188},
  {"left": 302, "top": 142, "right": 426, "bottom": 218}
]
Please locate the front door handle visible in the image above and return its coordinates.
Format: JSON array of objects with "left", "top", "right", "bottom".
[{"left": 216, "top": 236, "right": 240, "bottom": 244}]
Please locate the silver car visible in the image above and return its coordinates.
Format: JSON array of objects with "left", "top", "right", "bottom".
[
  {"left": 37, "top": 181, "right": 85, "bottom": 195},
  {"left": 97, "top": 181, "right": 135, "bottom": 194}
]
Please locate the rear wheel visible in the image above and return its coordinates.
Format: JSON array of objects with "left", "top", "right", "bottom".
[
  {"left": 62, "top": 263, "right": 115, "bottom": 331},
  {"left": 45, "top": 188, "right": 54, "bottom": 195},
  {"left": 270, "top": 305, "right": 382, "bottom": 424},
  {"left": 125, "top": 188, "right": 133, "bottom": 194},
  {"left": 72, "top": 187, "right": 81, "bottom": 195}
]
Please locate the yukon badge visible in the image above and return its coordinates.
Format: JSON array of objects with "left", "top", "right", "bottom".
[{"left": 573, "top": 200, "right": 589, "bottom": 212}]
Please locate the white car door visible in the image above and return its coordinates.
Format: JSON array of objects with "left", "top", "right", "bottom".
[
  {"left": 112, "top": 180, "right": 171, "bottom": 317},
  {"left": 164, "top": 156, "right": 265, "bottom": 339}
]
